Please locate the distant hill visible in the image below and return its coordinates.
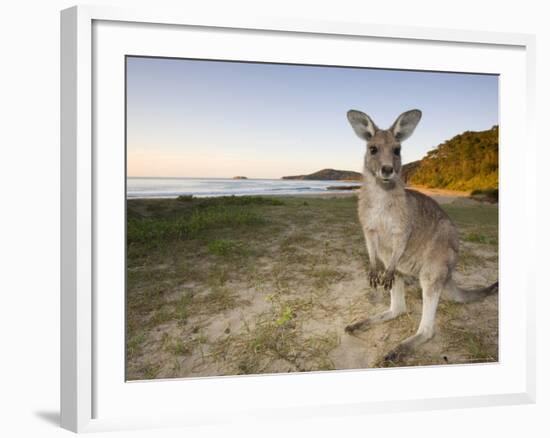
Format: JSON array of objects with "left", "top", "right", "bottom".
[
  {"left": 282, "top": 168, "right": 362, "bottom": 181},
  {"left": 407, "top": 126, "right": 498, "bottom": 191},
  {"left": 284, "top": 126, "right": 498, "bottom": 190},
  {"left": 401, "top": 160, "right": 421, "bottom": 183}
]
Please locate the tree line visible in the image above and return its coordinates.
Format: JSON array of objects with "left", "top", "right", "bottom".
[{"left": 408, "top": 125, "right": 498, "bottom": 191}]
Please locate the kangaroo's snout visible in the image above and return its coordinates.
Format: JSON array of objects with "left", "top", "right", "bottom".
[{"left": 381, "top": 165, "right": 394, "bottom": 178}]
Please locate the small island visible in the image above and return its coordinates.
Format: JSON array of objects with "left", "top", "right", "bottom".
[{"left": 232, "top": 176, "right": 248, "bottom": 180}]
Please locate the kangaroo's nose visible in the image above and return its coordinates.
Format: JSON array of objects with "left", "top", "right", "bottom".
[{"left": 381, "top": 165, "right": 394, "bottom": 177}]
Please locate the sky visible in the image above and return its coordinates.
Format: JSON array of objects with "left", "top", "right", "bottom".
[{"left": 126, "top": 56, "right": 498, "bottom": 179}]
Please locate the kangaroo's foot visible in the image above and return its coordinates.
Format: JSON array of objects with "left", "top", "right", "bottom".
[
  {"left": 345, "top": 309, "right": 403, "bottom": 334},
  {"left": 381, "top": 330, "right": 435, "bottom": 365},
  {"left": 345, "top": 319, "right": 370, "bottom": 333}
]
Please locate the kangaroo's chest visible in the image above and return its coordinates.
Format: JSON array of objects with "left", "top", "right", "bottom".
[{"left": 359, "top": 189, "right": 408, "bottom": 237}]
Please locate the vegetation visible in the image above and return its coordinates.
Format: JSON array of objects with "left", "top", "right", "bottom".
[
  {"left": 408, "top": 126, "right": 498, "bottom": 191},
  {"left": 126, "top": 194, "right": 498, "bottom": 379},
  {"left": 401, "top": 160, "right": 420, "bottom": 183},
  {"left": 127, "top": 196, "right": 283, "bottom": 247},
  {"left": 470, "top": 188, "right": 498, "bottom": 203}
]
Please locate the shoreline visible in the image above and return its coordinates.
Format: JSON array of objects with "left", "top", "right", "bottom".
[
  {"left": 126, "top": 191, "right": 359, "bottom": 200},
  {"left": 126, "top": 185, "right": 477, "bottom": 205},
  {"left": 407, "top": 185, "right": 470, "bottom": 197},
  {"left": 406, "top": 185, "right": 472, "bottom": 205}
]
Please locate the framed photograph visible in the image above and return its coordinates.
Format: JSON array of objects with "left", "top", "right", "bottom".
[{"left": 61, "top": 5, "right": 536, "bottom": 433}]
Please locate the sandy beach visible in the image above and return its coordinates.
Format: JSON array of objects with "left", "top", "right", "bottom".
[
  {"left": 276, "top": 185, "right": 474, "bottom": 204},
  {"left": 407, "top": 186, "right": 472, "bottom": 204},
  {"left": 126, "top": 191, "right": 498, "bottom": 380}
]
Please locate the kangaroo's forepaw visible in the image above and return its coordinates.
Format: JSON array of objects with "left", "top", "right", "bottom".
[
  {"left": 381, "top": 270, "right": 395, "bottom": 291},
  {"left": 368, "top": 270, "right": 381, "bottom": 288}
]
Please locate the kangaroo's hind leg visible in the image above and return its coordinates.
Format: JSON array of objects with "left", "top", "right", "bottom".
[
  {"left": 382, "top": 268, "right": 446, "bottom": 363},
  {"left": 345, "top": 275, "right": 407, "bottom": 333}
]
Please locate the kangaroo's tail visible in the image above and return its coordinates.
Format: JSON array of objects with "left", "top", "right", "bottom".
[{"left": 445, "top": 279, "right": 498, "bottom": 303}]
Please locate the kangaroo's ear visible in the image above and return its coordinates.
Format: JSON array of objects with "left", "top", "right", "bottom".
[
  {"left": 390, "top": 109, "right": 422, "bottom": 142},
  {"left": 347, "top": 110, "right": 378, "bottom": 141}
]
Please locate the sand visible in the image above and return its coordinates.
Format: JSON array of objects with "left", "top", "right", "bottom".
[{"left": 126, "top": 191, "right": 498, "bottom": 380}]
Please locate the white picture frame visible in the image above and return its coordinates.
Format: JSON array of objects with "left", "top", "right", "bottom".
[{"left": 60, "top": 4, "right": 536, "bottom": 433}]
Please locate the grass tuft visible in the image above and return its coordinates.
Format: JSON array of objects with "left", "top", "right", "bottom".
[
  {"left": 464, "top": 232, "right": 497, "bottom": 245},
  {"left": 207, "top": 239, "right": 250, "bottom": 257}
]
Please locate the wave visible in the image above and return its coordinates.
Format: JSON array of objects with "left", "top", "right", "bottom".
[{"left": 126, "top": 178, "right": 354, "bottom": 199}]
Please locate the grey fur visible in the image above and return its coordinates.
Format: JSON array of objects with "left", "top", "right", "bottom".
[
  {"left": 347, "top": 110, "right": 378, "bottom": 140},
  {"left": 345, "top": 109, "right": 498, "bottom": 363}
]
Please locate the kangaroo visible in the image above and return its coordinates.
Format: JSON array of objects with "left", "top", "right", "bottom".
[{"left": 344, "top": 109, "right": 498, "bottom": 363}]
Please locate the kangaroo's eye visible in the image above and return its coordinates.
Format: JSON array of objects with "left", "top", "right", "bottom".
[
  {"left": 369, "top": 146, "right": 378, "bottom": 155},
  {"left": 393, "top": 147, "right": 401, "bottom": 156}
]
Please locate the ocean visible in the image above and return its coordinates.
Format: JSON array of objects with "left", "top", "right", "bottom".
[{"left": 127, "top": 177, "right": 359, "bottom": 198}]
